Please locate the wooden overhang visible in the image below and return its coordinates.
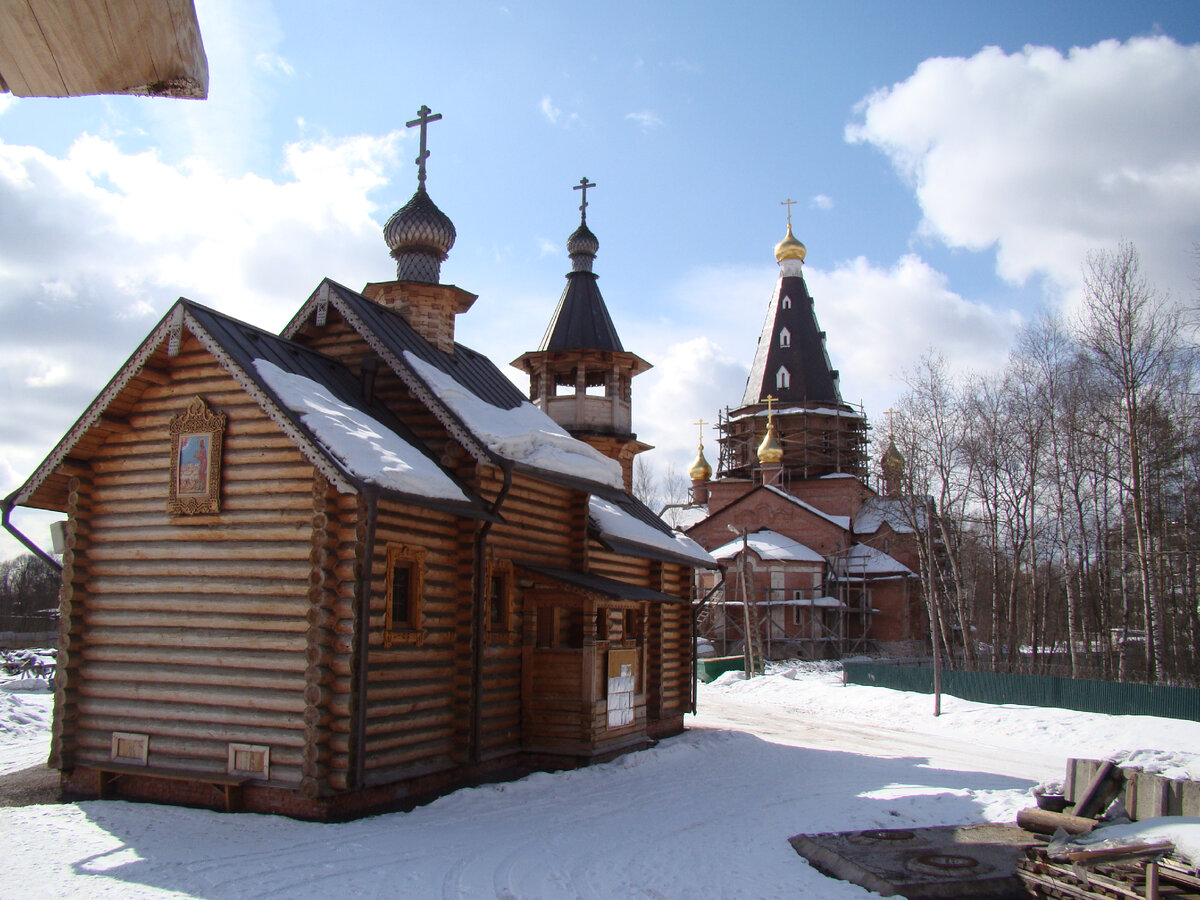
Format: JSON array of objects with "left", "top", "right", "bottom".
[
  {"left": 0, "top": 0, "right": 208, "bottom": 99},
  {"left": 519, "top": 565, "right": 686, "bottom": 605},
  {"left": 3, "top": 298, "right": 494, "bottom": 527}
]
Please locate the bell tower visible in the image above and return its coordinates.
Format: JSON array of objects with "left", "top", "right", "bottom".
[{"left": 512, "top": 178, "right": 651, "bottom": 492}]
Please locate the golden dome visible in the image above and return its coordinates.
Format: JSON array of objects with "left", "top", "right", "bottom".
[
  {"left": 689, "top": 443, "right": 712, "bottom": 482},
  {"left": 774, "top": 223, "right": 806, "bottom": 263},
  {"left": 757, "top": 420, "right": 784, "bottom": 465}
]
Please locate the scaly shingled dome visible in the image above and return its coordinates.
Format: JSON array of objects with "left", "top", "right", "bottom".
[{"left": 384, "top": 189, "right": 457, "bottom": 283}]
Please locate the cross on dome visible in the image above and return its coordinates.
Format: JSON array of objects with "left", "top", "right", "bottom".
[
  {"left": 574, "top": 177, "right": 596, "bottom": 222},
  {"left": 780, "top": 197, "right": 797, "bottom": 227},
  {"left": 407, "top": 104, "right": 443, "bottom": 192}
]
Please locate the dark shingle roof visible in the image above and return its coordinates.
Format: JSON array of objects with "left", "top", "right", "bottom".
[{"left": 538, "top": 272, "right": 624, "bottom": 352}]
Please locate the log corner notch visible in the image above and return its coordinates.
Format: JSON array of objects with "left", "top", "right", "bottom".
[{"left": 0, "top": 0, "right": 209, "bottom": 100}]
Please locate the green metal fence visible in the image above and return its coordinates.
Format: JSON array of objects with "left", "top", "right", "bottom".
[{"left": 842, "top": 662, "right": 1200, "bottom": 722}]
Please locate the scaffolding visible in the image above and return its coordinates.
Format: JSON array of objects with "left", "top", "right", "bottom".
[
  {"left": 716, "top": 401, "right": 870, "bottom": 482},
  {"left": 696, "top": 559, "right": 876, "bottom": 661}
]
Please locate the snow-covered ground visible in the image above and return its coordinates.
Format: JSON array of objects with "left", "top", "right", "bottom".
[{"left": 2, "top": 661, "right": 1199, "bottom": 899}]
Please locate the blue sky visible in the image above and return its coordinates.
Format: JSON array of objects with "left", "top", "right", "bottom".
[{"left": 2, "top": 1, "right": 1199, "bottom": 555}]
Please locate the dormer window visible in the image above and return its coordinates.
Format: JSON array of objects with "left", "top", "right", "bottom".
[
  {"left": 776, "top": 367, "right": 790, "bottom": 389},
  {"left": 781, "top": 295, "right": 792, "bottom": 310},
  {"left": 779, "top": 327, "right": 791, "bottom": 348}
]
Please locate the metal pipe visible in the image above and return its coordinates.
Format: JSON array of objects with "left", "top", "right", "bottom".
[
  {"left": 353, "top": 488, "right": 379, "bottom": 789},
  {"left": 1, "top": 497, "right": 62, "bottom": 572},
  {"left": 470, "top": 463, "right": 512, "bottom": 764}
]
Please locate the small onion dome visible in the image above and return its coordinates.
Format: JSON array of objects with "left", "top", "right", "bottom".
[
  {"left": 384, "top": 189, "right": 457, "bottom": 283},
  {"left": 757, "top": 420, "right": 784, "bottom": 465},
  {"left": 882, "top": 437, "right": 905, "bottom": 473},
  {"left": 689, "top": 443, "right": 712, "bottom": 482},
  {"left": 774, "top": 222, "right": 807, "bottom": 263},
  {"left": 567, "top": 222, "right": 599, "bottom": 273}
]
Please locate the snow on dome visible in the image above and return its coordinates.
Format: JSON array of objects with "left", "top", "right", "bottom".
[
  {"left": 710, "top": 529, "right": 823, "bottom": 564},
  {"left": 253, "top": 359, "right": 469, "bottom": 502},
  {"left": 403, "top": 352, "right": 624, "bottom": 490},
  {"left": 589, "top": 497, "right": 716, "bottom": 567}
]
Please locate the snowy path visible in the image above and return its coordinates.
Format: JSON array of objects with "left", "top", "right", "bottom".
[{"left": 1, "top": 667, "right": 1198, "bottom": 899}]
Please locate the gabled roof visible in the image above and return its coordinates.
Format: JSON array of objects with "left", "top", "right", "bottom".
[
  {"left": 709, "top": 529, "right": 823, "bottom": 564},
  {"left": 282, "top": 280, "right": 629, "bottom": 496},
  {"left": 853, "top": 496, "right": 921, "bottom": 535},
  {"left": 830, "top": 543, "right": 915, "bottom": 580},
  {"left": 5, "top": 299, "right": 492, "bottom": 520},
  {"left": 589, "top": 494, "right": 717, "bottom": 569},
  {"left": 741, "top": 272, "right": 847, "bottom": 409},
  {"left": 539, "top": 271, "right": 624, "bottom": 352},
  {"left": 684, "top": 483, "right": 851, "bottom": 537}
]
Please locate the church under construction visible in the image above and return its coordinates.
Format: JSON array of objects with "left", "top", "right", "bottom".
[{"left": 681, "top": 213, "right": 927, "bottom": 662}]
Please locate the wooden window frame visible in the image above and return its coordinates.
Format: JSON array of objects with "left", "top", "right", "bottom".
[
  {"left": 384, "top": 544, "right": 425, "bottom": 648},
  {"left": 485, "top": 558, "right": 514, "bottom": 638},
  {"left": 167, "top": 396, "right": 226, "bottom": 516}
]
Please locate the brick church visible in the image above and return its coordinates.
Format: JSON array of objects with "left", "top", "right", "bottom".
[{"left": 680, "top": 212, "right": 927, "bottom": 661}]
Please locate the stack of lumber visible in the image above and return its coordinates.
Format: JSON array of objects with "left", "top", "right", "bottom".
[{"left": 1015, "top": 761, "right": 1200, "bottom": 899}]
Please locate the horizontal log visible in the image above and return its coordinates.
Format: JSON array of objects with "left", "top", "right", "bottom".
[
  {"left": 85, "top": 575, "right": 309, "bottom": 597},
  {"left": 1016, "top": 807, "right": 1097, "bottom": 836},
  {"left": 85, "top": 541, "right": 309, "bottom": 564},
  {"left": 83, "top": 610, "right": 307, "bottom": 635},
  {"left": 83, "top": 625, "right": 306, "bottom": 653},
  {"left": 77, "top": 699, "right": 304, "bottom": 734},
  {"left": 82, "top": 644, "right": 305, "bottom": 674},
  {"left": 83, "top": 661, "right": 298, "bottom": 692},
  {"left": 91, "top": 593, "right": 305, "bottom": 618},
  {"left": 78, "top": 680, "right": 305, "bottom": 714}
]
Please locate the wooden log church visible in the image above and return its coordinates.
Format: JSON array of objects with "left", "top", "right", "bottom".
[{"left": 2, "top": 108, "right": 715, "bottom": 820}]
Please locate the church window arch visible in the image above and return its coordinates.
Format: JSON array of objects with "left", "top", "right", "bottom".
[
  {"left": 781, "top": 295, "right": 792, "bottom": 310},
  {"left": 776, "top": 366, "right": 790, "bottom": 389},
  {"left": 779, "top": 327, "right": 791, "bottom": 348}
]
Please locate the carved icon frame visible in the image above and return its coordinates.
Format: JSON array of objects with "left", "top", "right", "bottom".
[{"left": 168, "top": 396, "right": 226, "bottom": 515}]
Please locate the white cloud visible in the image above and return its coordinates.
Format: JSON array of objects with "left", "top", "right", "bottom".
[
  {"left": 0, "top": 93, "right": 14, "bottom": 115},
  {"left": 847, "top": 36, "right": 1200, "bottom": 305},
  {"left": 626, "top": 110, "right": 664, "bottom": 131},
  {"left": 810, "top": 194, "right": 833, "bottom": 211},
  {"left": 0, "top": 129, "right": 404, "bottom": 540},
  {"left": 540, "top": 95, "right": 561, "bottom": 124},
  {"left": 254, "top": 51, "right": 295, "bottom": 78}
]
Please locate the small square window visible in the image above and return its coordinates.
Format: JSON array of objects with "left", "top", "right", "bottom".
[
  {"left": 111, "top": 732, "right": 148, "bottom": 765},
  {"left": 227, "top": 742, "right": 270, "bottom": 778},
  {"left": 384, "top": 544, "right": 425, "bottom": 647}
]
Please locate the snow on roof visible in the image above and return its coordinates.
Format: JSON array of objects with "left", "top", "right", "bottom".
[
  {"left": 710, "top": 529, "right": 824, "bottom": 564},
  {"left": 589, "top": 496, "right": 716, "bottom": 567},
  {"left": 253, "top": 359, "right": 470, "bottom": 502},
  {"left": 763, "top": 484, "right": 850, "bottom": 530},
  {"left": 728, "top": 405, "right": 864, "bottom": 422},
  {"left": 832, "top": 542, "right": 914, "bottom": 578},
  {"left": 664, "top": 504, "right": 709, "bottom": 531},
  {"left": 403, "top": 351, "right": 624, "bottom": 490},
  {"left": 853, "top": 496, "right": 919, "bottom": 535}
]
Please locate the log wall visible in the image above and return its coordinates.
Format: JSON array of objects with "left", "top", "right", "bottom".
[
  {"left": 361, "top": 498, "right": 462, "bottom": 784},
  {"left": 66, "top": 337, "right": 315, "bottom": 786}
]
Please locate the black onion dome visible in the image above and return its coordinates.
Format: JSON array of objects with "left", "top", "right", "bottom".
[
  {"left": 384, "top": 189, "right": 457, "bottom": 283},
  {"left": 567, "top": 222, "right": 599, "bottom": 273}
]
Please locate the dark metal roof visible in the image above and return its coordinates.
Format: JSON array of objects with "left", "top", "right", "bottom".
[
  {"left": 589, "top": 492, "right": 718, "bottom": 570},
  {"left": 742, "top": 274, "right": 846, "bottom": 408},
  {"left": 538, "top": 272, "right": 624, "bottom": 352},
  {"left": 321, "top": 280, "right": 529, "bottom": 410},
  {"left": 183, "top": 300, "right": 491, "bottom": 518},
  {"left": 518, "top": 565, "right": 685, "bottom": 604}
]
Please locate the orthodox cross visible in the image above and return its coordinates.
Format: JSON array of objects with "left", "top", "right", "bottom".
[
  {"left": 885, "top": 407, "right": 897, "bottom": 434},
  {"left": 574, "top": 177, "right": 596, "bottom": 222},
  {"left": 694, "top": 417, "right": 708, "bottom": 444},
  {"left": 406, "top": 104, "right": 442, "bottom": 192},
  {"left": 764, "top": 394, "right": 777, "bottom": 420},
  {"left": 780, "top": 197, "right": 797, "bottom": 227}
]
